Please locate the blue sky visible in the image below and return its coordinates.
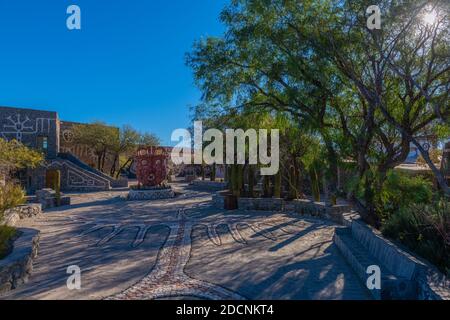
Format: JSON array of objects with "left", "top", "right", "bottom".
[{"left": 0, "top": 0, "right": 228, "bottom": 145}]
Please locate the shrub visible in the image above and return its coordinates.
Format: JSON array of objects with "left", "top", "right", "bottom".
[
  {"left": 377, "top": 170, "right": 433, "bottom": 221},
  {"left": 0, "top": 226, "right": 17, "bottom": 259},
  {"left": 0, "top": 183, "right": 26, "bottom": 221},
  {"left": 382, "top": 201, "right": 450, "bottom": 276}
]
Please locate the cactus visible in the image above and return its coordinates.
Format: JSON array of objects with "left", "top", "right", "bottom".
[
  {"left": 46, "top": 170, "right": 61, "bottom": 206},
  {"left": 330, "top": 193, "right": 337, "bottom": 206},
  {"left": 263, "top": 175, "right": 271, "bottom": 198},
  {"left": 274, "top": 170, "right": 282, "bottom": 198},
  {"left": 201, "top": 163, "right": 206, "bottom": 181},
  {"left": 54, "top": 170, "right": 61, "bottom": 206},
  {"left": 210, "top": 164, "right": 216, "bottom": 182},
  {"left": 288, "top": 165, "right": 298, "bottom": 200},
  {"left": 248, "top": 165, "right": 255, "bottom": 198},
  {"left": 310, "top": 168, "right": 320, "bottom": 202}
]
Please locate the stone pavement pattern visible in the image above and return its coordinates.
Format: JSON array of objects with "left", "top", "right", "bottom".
[{"left": 0, "top": 184, "right": 371, "bottom": 300}]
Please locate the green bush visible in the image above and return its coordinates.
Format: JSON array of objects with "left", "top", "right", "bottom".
[
  {"left": 0, "top": 225, "right": 17, "bottom": 259},
  {"left": 0, "top": 183, "right": 25, "bottom": 221},
  {"left": 382, "top": 201, "right": 450, "bottom": 276},
  {"left": 377, "top": 171, "right": 433, "bottom": 221}
]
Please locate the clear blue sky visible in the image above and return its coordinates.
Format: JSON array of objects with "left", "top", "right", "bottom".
[{"left": 0, "top": 0, "right": 228, "bottom": 145}]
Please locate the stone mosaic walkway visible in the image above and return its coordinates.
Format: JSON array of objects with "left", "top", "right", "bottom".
[{"left": 0, "top": 183, "right": 371, "bottom": 300}]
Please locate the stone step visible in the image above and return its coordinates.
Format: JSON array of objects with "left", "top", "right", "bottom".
[{"left": 334, "top": 227, "right": 417, "bottom": 300}]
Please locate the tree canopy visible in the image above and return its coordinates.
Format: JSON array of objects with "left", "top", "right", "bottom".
[{"left": 187, "top": 0, "right": 449, "bottom": 225}]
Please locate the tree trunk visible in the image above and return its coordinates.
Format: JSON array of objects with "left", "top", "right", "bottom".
[
  {"left": 97, "top": 153, "right": 102, "bottom": 171},
  {"left": 116, "top": 157, "right": 132, "bottom": 179},
  {"left": 110, "top": 153, "right": 118, "bottom": 176},
  {"left": 310, "top": 167, "right": 320, "bottom": 202}
]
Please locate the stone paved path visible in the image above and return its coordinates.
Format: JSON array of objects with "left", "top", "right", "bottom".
[{"left": 0, "top": 183, "right": 371, "bottom": 300}]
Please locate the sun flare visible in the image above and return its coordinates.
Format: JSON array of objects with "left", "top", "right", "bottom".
[{"left": 423, "top": 10, "right": 438, "bottom": 25}]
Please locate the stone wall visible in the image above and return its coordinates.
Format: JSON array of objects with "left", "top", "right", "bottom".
[
  {"left": 191, "top": 180, "right": 228, "bottom": 191},
  {"left": 0, "top": 228, "right": 40, "bottom": 294},
  {"left": 0, "top": 106, "right": 59, "bottom": 159},
  {"left": 350, "top": 220, "right": 450, "bottom": 300},
  {"left": 2, "top": 204, "right": 42, "bottom": 227},
  {"left": 212, "top": 192, "right": 352, "bottom": 225}
]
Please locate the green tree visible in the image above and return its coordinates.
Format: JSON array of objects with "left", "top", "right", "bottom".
[
  {"left": 115, "top": 127, "right": 161, "bottom": 178},
  {"left": 0, "top": 138, "right": 43, "bottom": 174},
  {"left": 0, "top": 138, "right": 43, "bottom": 222},
  {"left": 187, "top": 0, "right": 449, "bottom": 226},
  {"left": 71, "top": 122, "right": 119, "bottom": 172}
]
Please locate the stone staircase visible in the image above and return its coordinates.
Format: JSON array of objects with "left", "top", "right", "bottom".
[
  {"left": 46, "top": 158, "right": 112, "bottom": 192},
  {"left": 58, "top": 152, "right": 128, "bottom": 188},
  {"left": 334, "top": 219, "right": 449, "bottom": 300},
  {"left": 334, "top": 227, "right": 416, "bottom": 299}
]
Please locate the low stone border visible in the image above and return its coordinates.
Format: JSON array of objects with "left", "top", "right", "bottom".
[
  {"left": 127, "top": 188, "right": 175, "bottom": 201},
  {"left": 212, "top": 192, "right": 352, "bottom": 224},
  {"left": 2, "top": 204, "right": 42, "bottom": 227},
  {"left": 0, "top": 228, "right": 40, "bottom": 294},
  {"left": 111, "top": 177, "right": 129, "bottom": 188},
  {"left": 190, "top": 180, "right": 228, "bottom": 191}
]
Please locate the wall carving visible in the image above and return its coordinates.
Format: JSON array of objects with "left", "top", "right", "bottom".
[{"left": 0, "top": 114, "right": 55, "bottom": 142}]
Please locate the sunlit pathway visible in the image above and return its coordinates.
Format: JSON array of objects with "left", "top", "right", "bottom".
[{"left": 1, "top": 183, "right": 371, "bottom": 300}]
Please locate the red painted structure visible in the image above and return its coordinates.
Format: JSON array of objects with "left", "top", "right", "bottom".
[{"left": 135, "top": 146, "right": 169, "bottom": 187}]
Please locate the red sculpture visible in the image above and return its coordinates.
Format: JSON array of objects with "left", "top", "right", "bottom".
[{"left": 135, "top": 146, "right": 169, "bottom": 187}]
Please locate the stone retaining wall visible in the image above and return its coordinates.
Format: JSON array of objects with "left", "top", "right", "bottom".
[
  {"left": 127, "top": 188, "right": 175, "bottom": 201},
  {"left": 212, "top": 192, "right": 352, "bottom": 224},
  {"left": 191, "top": 180, "right": 228, "bottom": 191},
  {"left": 2, "top": 204, "right": 42, "bottom": 227},
  {"left": 211, "top": 192, "right": 449, "bottom": 300},
  {"left": 350, "top": 220, "right": 450, "bottom": 300},
  {"left": 0, "top": 228, "right": 40, "bottom": 294}
]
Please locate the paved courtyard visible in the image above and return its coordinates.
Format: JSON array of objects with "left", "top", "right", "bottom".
[{"left": 1, "top": 183, "right": 371, "bottom": 300}]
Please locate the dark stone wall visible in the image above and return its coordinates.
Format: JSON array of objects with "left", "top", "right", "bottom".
[{"left": 0, "top": 106, "right": 59, "bottom": 159}]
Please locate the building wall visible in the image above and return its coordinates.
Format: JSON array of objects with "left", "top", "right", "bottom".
[
  {"left": 1, "top": 106, "right": 119, "bottom": 193},
  {"left": 0, "top": 106, "right": 59, "bottom": 159}
]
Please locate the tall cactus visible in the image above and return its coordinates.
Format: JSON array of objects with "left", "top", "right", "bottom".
[
  {"left": 210, "top": 164, "right": 216, "bottom": 182},
  {"left": 230, "top": 165, "right": 240, "bottom": 197},
  {"left": 248, "top": 165, "right": 255, "bottom": 198},
  {"left": 263, "top": 175, "right": 271, "bottom": 198},
  {"left": 47, "top": 170, "right": 61, "bottom": 206},
  {"left": 274, "top": 170, "right": 282, "bottom": 198},
  {"left": 310, "top": 167, "right": 320, "bottom": 202}
]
